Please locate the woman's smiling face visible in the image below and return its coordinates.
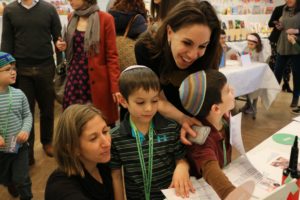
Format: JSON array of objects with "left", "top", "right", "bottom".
[{"left": 167, "top": 24, "right": 211, "bottom": 69}]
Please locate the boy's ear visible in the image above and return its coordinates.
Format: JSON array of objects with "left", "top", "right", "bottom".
[
  {"left": 211, "top": 104, "right": 221, "bottom": 114},
  {"left": 117, "top": 93, "right": 128, "bottom": 109}
]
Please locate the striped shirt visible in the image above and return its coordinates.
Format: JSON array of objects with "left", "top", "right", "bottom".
[
  {"left": 110, "top": 113, "right": 186, "bottom": 200},
  {"left": 0, "top": 86, "right": 32, "bottom": 151}
]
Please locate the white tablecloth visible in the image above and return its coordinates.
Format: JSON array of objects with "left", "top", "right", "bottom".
[{"left": 220, "top": 61, "right": 280, "bottom": 109}]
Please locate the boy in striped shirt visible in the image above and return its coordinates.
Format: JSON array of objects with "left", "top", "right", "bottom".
[
  {"left": 110, "top": 65, "right": 194, "bottom": 200},
  {"left": 0, "top": 52, "right": 32, "bottom": 200}
]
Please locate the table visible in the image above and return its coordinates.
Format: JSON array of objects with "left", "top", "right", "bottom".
[{"left": 220, "top": 61, "right": 280, "bottom": 110}]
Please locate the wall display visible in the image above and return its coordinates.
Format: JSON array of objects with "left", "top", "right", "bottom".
[{"left": 208, "top": 0, "right": 277, "bottom": 41}]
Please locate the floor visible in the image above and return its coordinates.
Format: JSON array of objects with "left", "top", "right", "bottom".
[{"left": 0, "top": 90, "right": 297, "bottom": 200}]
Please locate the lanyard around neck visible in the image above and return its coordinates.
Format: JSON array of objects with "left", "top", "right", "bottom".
[
  {"left": 221, "top": 118, "right": 229, "bottom": 167},
  {"left": 129, "top": 117, "right": 154, "bottom": 200},
  {"left": 0, "top": 87, "right": 13, "bottom": 139}
]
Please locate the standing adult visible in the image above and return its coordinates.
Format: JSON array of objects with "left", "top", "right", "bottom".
[
  {"left": 135, "top": 0, "right": 222, "bottom": 144},
  {"left": 108, "top": 0, "right": 148, "bottom": 39},
  {"left": 274, "top": 0, "right": 300, "bottom": 107},
  {"left": 1, "top": 0, "right": 62, "bottom": 164},
  {"left": 57, "top": 0, "right": 120, "bottom": 127},
  {"left": 268, "top": 3, "right": 293, "bottom": 93}
]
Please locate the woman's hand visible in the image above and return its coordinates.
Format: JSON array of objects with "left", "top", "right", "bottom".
[
  {"left": 55, "top": 37, "right": 67, "bottom": 51},
  {"left": 275, "top": 22, "right": 283, "bottom": 30},
  {"left": 180, "top": 115, "right": 201, "bottom": 145},
  {"left": 169, "top": 159, "right": 195, "bottom": 198},
  {"left": 286, "top": 28, "right": 299, "bottom": 35},
  {"left": 287, "top": 34, "right": 297, "bottom": 45}
]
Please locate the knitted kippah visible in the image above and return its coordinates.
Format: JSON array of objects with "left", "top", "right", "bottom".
[
  {"left": 179, "top": 70, "right": 207, "bottom": 116},
  {"left": 0, "top": 52, "right": 15, "bottom": 68}
]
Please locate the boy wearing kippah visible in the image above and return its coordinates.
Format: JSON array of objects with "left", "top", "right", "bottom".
[
  {"left": 110, "top": 65, "right": 194, "bottom": 200},
  {"left": 179, "top": 69, "right": 236, "bottom": 200},
  {"left": 0, "top": 52, "right": 33, "bottom": 200}
]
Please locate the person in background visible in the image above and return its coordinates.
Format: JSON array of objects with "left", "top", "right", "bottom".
[
  {"left": 148, "top": 0, "right": 181, "bottom": 36},
  {"left": 219, "top": 29, "right": 239, "bottom": 67},
  {"left": 45, "top": 104, "right": 113, "bottom": 200},
  {"left": 268, "top": 3, "right": 293, "bottom": 93},
  {"left": 240, "top": 33, "right": 264, "bottom": 114},
  {"left": 179, "top": 70, "right": 236, "bottom": 200},
  {"left": 135, "top": 0, "right": 222, "bottom": 145},
  {"left": 0, "top": 52, "right": 32, "bottom": 200},
  {"left": 287, "top": 32, "right": 300, "bottom": 114},
  {"left": 56, "top": 0, "right": 120, "bottom": 128},
  {"left": 274, "top": 0, "right": 300, "bottom": 108},
  {"left": 111, "top": 66, "right": 194, "bottom": 200},
  {"left": 109, "top": 0, "right": 148, "bottom": 39},
  {"left": 1, "top": 0, "right": 62, "bottom": 164}
]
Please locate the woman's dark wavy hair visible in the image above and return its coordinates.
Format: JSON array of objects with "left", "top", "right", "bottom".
[
  {"left": 138, "top": 0, "right": 222, "bottom": 83},
  {"left": 111, "top": 0, "right": 147, "bottom": 18}
]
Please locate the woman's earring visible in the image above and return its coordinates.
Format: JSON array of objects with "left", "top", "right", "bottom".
[{"left": 168, "top": 40, "right": 171, "bottom": 47}]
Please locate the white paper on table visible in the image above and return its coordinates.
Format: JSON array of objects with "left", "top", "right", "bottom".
[
  {"left": 161, "top": 177, "right": 220, "bottom": 200},
  {"left": 230, "top": 113, "right": 246, "bottom": 155},
  {"left": 264, "top": 179, "right": 298, "bottom": 200},
  {"left": 240, "top": 54, "right": 252, "bottom": 67}
]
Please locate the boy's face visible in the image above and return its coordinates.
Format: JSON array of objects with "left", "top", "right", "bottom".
[
  {"left": 122, "top": 88, "right": 159, "bottom": 125},
  {"left": 218, "top": 83, "right": 235, "bottom": 113},
  {"left": 0, "top": 64, "right": 17, "bottom": 87}
]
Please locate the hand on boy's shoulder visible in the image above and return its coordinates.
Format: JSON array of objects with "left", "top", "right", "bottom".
[
  {"left": 0, "top": 136, "right": 5, "bottom": 147},
  {"left": 17, "top": 131, "right": 29, "bottom": 143}
]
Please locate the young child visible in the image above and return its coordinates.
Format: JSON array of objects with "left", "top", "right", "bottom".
[
  {"left": 110, "top": 65, "right": 193, "bottom": 200},
  {"left": 179, "top": 69, "right": 236, "bottom": 199},
  {"left": 0, "top": 52, "right": 33, "bottom": 199},
  {"left": 243, "top": 33, "right": 264, "bottom": 62},
  {"left": 240, "top": 33, "right": 264, "bottom": 114}
]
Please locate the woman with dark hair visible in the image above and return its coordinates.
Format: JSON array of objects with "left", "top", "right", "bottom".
[
  {"left": 274, "top": 0, "right": 300, "bottom": 108},
  {"left": 109, "top": 0, "right": 147, "bottom": 39},
  {"left": 135, "top": 0, "right": 222, "bottom": 144},
  {"left": 56, "top": 0, "right": 120, "bottom": 127},
  {"left": 45, "top": 104, "right": 113, "bottom": 200}
]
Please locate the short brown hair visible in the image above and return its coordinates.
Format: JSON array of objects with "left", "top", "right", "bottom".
[
  {"left": 53, "top": 104, "right": 104, "bottom": 177},
  {"left": 119, "top": 67, "right": 160, "bottom": 100},
  {"left": 196, "top": 70, "right": 227, "bottom": 119}
]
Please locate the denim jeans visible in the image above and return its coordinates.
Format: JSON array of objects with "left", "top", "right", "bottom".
[
  {"left": 274, "top": 54, "right": 300, "bottom": 98},
  {"left": 0, "top": 144, "right": 33, "bottom": 199},
  {"left": 16, "top": 64, "right": 55, "bottom": 159}
]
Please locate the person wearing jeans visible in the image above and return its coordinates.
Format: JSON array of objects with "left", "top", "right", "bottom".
[
  {"left": 1, "top": 0, "right": 62, "bottom": 164},
  {"left": 274, "top": 0, "right": 300, "bottom": 108}
]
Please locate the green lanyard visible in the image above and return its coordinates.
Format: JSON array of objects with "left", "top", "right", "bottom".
[
  {"left": 223, "top": 140, "right": 227, "bottom": 167},
  {"left": 0, "top": 86, "right": 13, "bottom": 139},
  {"left": 221, "top": 118, "right": 229, "bottom": 167},
  {"left": 129, "top": 118, "right": 154, "bottom": 200}
]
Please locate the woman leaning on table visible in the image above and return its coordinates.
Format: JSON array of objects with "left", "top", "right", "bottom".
[
  {"left": 135, "top": 0, "right": 222, "bottom": 144},
  {"left": 56, "top": 0, "right": 120, "bottom": 127},
  {"left": 45, "top": 104, "right": 113, "bottom": 200}
]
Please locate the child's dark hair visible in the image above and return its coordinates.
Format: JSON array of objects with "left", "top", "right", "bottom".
[
  {"left": 220, "top": 29, "right": 226, "bottom": 35},
  {"left": 119, "top": 67, "right": 161, "bottom": 100},
  {"left": 196, "top": 70, "right": 227, "bottom": 120},
  {"left": 248, "top": 33, "right": 263, "bottom": 53}
]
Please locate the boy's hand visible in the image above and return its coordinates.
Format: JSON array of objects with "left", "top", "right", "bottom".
[
  {"left": 169, "top": 160, "right": 195, "bottom": 198},
  {"left": 0, "top": 136, "right": 5, "bottom": 147},
  {"left": 17, "top": 131, "right": 29, "bottom": 144},
  {"left": 180, "top": 115, "right": 201, "bottom": 145}
]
